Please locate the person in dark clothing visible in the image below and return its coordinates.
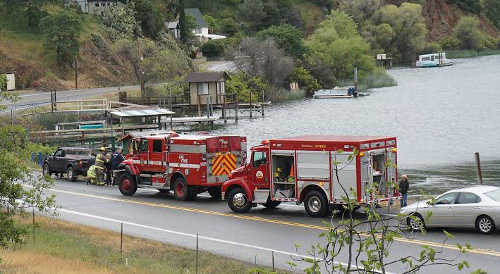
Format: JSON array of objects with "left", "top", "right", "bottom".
[
  {"left": 399, "top": 174, "right": 409, "bottom": 207},
  {"left": 111, "top": 148, "right": 125, "bottom": 171}
]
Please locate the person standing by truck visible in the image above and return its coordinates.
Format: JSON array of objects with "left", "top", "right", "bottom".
[
  {"left": 399, "top": 174, "right": 409, "bottom": 207},
  {"left": 95, "top": 147, "right": 107, "bottom": 186},
  {"left": 111, "top": 147, "right": 125, "bottom": 185}
]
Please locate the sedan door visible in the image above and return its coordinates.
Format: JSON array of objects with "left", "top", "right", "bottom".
[
  {"left": 452, "top": 192, "right": 482, "bottom": 228},
  {"left": 427, "top": 192, "right": 459, "bottom": 227}
]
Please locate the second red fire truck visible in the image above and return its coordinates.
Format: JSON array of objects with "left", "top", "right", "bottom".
[
  {"left": 115, "top": 132, "right": 247, "bottom": 200},
  {"left": 221, "top": 135, "right": 399, "bottom": 217}
]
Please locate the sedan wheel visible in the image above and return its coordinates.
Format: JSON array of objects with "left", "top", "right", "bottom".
[
  {"left": 476, "top": 215, "right": 495, "bottom": 234},
  {"left": 407, "top": 214, "right": 425, "bottom": 232}
]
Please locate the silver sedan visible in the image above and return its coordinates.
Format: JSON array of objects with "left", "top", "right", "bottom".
[{"left": 400, "top": 186, "right": 500, "bottom": 234}]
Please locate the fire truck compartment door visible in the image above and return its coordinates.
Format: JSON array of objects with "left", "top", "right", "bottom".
[
  {"left": 361, "top": 154, "right": 372, "bottom": 202},
  {"left": 332, "top": 152, "right": 357, "bottom": 201},
  {"left": 254, "top": 189, "right": 270, "bottom": 203},
  {"left": 296, "top": 151, "right": 329, "bottom": 180}
]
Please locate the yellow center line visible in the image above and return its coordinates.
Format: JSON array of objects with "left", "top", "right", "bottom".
[{"left": 50, "top": 187, "right": 500, "bottom": 258}]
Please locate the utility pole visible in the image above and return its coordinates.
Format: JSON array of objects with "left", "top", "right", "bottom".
[{"left": 74, "top": 56, "right": 78, "bottom": 89}]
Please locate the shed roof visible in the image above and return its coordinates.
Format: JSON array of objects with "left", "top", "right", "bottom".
[
  {"left": 184, "top": 8, "right": 208, "bottom": 28},
  {"left": 110, "top": 106, "right": 174, "bottom": 118},
  {"left": 185, "top": 71, "right": 227, "bottom": 83}
]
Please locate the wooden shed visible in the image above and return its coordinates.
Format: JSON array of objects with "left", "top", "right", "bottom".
[{"left": 185, "top": 72, "right": 228, "bottom": 106}]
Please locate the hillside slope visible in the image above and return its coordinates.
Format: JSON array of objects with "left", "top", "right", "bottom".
[{"left": 388, "top": 0, "right": 498, "bottom": 40}]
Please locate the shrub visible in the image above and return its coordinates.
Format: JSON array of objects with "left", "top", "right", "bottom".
[
  {"left": 440, "top": 36, "right": 460, "bottom": 50},
  {"left": 481, "top": 36, "right": 499, "bottom": 49},
  {"left": 201, "top": 40, "right": 225, "bottom": 58}
]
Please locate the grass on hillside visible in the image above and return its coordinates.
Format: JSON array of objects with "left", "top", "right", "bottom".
[{"left": 0, "top": 215, "right": 288, "bottom": 274}]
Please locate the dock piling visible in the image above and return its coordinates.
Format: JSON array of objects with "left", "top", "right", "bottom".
[{"left": 475, "top": 152, "right": 483, "bottom": 184}]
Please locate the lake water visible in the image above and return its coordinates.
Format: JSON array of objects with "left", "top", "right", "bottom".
[{"left": 211, "top": 55, "right": 500, "bottom": 194}]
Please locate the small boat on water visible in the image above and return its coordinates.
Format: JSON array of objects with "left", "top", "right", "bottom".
[
  {"left": 313, "top": 86, "right": 358, "bottom": 99},
  {"left": 416, "top": 52, "right": 454, "bottom": 67}
]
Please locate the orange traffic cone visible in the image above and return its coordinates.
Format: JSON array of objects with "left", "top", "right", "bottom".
[{"left": 289, "top": 164, "right": 294, "bottom": 177}]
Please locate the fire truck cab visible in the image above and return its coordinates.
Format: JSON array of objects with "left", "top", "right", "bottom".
[
  {"left": 221, "top": 135, "right": 398, "bottom": 217},
  {"left": 116, "top": 132, "right": 246, "bottom": 200}
]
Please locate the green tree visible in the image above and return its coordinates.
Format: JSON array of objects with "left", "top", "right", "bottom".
[
  {"left": 100, "top": 1, "right": 140, "bottom": 41},
  {"left": 452, "top": 0, "right": 481, "bottom": 13},
  {"left": 239, "top": 0, "right": 266, "bottom": 32},
  {"left": 225, "top": 73, "right": 260, "bottom": 102},
  {"left": 24, "top": 2, "right": 45, "bottom": 32},
  {"left": 484, "top": 0, "right": 500, "bottom": 28},
  {"left": 203, "top": 14, "right": 217, "bottom": 33},
  {"left": 288, "top": 66, "right": 320, "bottom": 95},
  {"left": 340, "top": 0, "right": 382, "bottom": 25},
  {"left": 134, "top": 0, "right": 163, "bottom": 39},
  {"left": 41, "top": 10, "right": 82, "bottom": 67},
  {"left": 257, "top": 24, "right": 306, "bottom": 58},
  {"left": 454, "top": 16, "right": 484, "bottom": 50},
  {"left": 305, "top": 10, "right": 374, "bottom": 87},
  {"left": 372, "top": 3, "right": 427, "bottom": 64},
  {"left": 114, "top": 38, "right": 191, "bottom": 97}
]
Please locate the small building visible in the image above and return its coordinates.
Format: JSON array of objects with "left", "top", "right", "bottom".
[
  {"left": 166, "top": 21, "right": 180, "bottom": 39},
  {"left": 376, "top": 53, "right": 392, "bottom": 68},
  {"left": 185, "top": 72, "right": 228, "bottom": 106},
  {"left": 1, "top": 72, "right": 15, "bottom": 91}
]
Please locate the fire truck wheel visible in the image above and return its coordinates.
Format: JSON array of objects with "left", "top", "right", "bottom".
[
  {"left": 227, "top": 188, "right": 251, "bottom": 213},
  {"left": 263, "top": 199, "right": 281, "bottom": 209},
  {"left": 173, "top": 177, "right": 189, "bottom": 201},
  {"left": 208, "top": 187, "right": 222, "bottom": 199},
  {"left": 118, "top": 173, "right": 137, "bottom": 196},
  {"left": 304, "top": 190, "right": 328, "bottom": 217}
]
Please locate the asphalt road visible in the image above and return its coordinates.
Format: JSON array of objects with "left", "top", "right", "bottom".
[
  {"left": 3, "top": 85, "right": 139, "bottom": 112},
  {"left": 41, "top": 178, "right": 500, "bottom": 273}
]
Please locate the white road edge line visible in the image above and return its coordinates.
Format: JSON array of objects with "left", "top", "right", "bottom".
[{"left": 57, "top": 207, "right": 392, "bottom": 273}]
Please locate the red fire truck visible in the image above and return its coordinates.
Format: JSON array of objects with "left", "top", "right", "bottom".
[
  {"left": 115, "top": 132, "right": 247, "bottom": 200},
  {"left": 221, "top": 135, "right": 398, "bottom": 217}
]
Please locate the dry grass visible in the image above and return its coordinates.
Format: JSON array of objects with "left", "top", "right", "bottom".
[
  {"left": 0, "top": 250, "right": 116, "bottom": 274},
  {"left": 0, "top": 216, "right": 284, "bottom": 274}
]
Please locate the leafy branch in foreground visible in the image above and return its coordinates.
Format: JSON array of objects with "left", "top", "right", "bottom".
[
  {"left": 1, "top": 94, "right": 56, "bottom": 261},
  {"left": 291, "top": 151, "right": 478, "bottom": 274}
]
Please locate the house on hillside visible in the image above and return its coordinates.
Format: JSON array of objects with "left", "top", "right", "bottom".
[
  {"left": 167, "top": 9, "right": 227, "bottom": 42},
  {"left": 185, "top": 72, "right": 228, "bottom": 105},
  {"left": 185, "top": 8, "right": 209, "bottom": 37},
  {"left": 65, "top": 0, "right": 123, "bottom": 14}
]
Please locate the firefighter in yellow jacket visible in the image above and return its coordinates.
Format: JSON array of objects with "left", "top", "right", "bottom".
[{"left": 95, "top": 147, "right": 108, "bottom": 186}]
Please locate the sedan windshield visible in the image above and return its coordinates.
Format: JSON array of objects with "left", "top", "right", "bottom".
[{"left": 485, "top": 189, "right": 500, "bottom": 202}]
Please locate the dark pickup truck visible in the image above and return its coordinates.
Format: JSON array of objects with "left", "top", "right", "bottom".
[{"left": 42, "top": 147, "right": 95, "bottom": 181}]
